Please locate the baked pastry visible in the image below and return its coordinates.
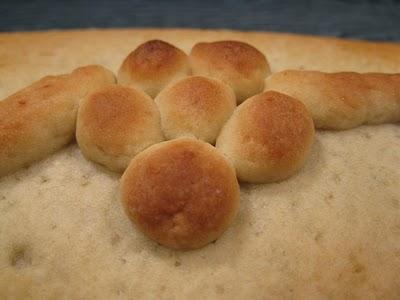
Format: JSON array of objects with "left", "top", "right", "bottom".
[
  {"left": 1, "top": 29, "right": 400, "bottom": 299},
  {"left": 155, "top": 76, "right": 236, "bottom": 144},
  {"left": 216, "top": 91, "right": 315, "bottom": 183},
  {"left": 264, "top": 70, "right": 400, "bottom": 129},
  {"left": 121, "top": 138, "right": 240, "bottom": 250},
  {"left": 0, "top": 65, "right": 115, "bottom": 177},
  {"left": 76, "top": 85, "right": 164, "bottom": 172},
  {"left": 190, "top": 40, "right": 270, "bottom": 103},
  {"left": 118, "top": 40, "right": 190, "bottom": 97}
]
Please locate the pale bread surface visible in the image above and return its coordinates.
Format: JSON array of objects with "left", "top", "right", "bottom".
[{"left": 0, "top": 29, "right": 400, "bottom": 299}]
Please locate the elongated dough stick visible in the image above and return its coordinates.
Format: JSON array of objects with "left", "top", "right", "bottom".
[
  {"left": 264, "top": 70, "right": 400, "bottom": 129},
  {"left": 0, "top": 65, "right": 115, "bottom": 176}
]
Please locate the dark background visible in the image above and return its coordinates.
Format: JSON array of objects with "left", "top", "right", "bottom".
[{"left": 1, "top": 0, "right": 400, "bottom": 41}]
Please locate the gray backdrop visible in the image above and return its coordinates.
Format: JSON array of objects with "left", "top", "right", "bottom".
[{"left": 0, "top": 0, "right": 400, "bottom": 41}]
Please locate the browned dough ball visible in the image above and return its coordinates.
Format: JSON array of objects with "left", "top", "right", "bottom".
[
  {"left": 155, "top": 76, "right": 236, "bottom": 144},
  {"left": 189, "top": 40, "right": 270, "bottom": 103},
  {"left": 216, "top": 91, "right": 315, "bottom": 183},
  {"left": 121, "top": 138, "right": 240, "bottom": 250},
  {"left": 76, "top": 85, "right": 164, "bottom": 172},
  {"left": 118, "top": 40, "right": 190, "bottom": 98}
]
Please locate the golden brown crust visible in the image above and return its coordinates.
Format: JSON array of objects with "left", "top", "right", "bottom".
[
  {"left": 0, "top": 65, "right": 115, "bottom": 177},
  {"left": 119, "top": 40, "right": 186, "bottom": 79},
  {"left": 154, "top": 76, "right": 236, "bottom": 143},
  {"left": 264, "top": 70, "right": 400, "bottom": 129},
  {"left": 76, "top": 85, "right": 164, "bottom": 172},
  {"left": 121, "top": 138, "right": 240, "bottom": 250},
  {"left": 118, "top": 40, "right": 190, "bottom": 97},
  {"left": 191, "top": 41, "right": 267, "bottom": 76},
  {"left": 241, "top": 92, "right": 314, "bottom": 162},
  {"left": 79, "top": 86, "right": 155, "bottom": 153},
  {"left": 216, "top": 91, "right": 315, "bottom": 183},
  {"left": 190, "top": 40, "right": 270, "bottom": 103}
]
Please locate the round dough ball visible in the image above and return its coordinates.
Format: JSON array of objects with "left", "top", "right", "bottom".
[
  {"left": 118, "top": 40, "right": 190, "bottom": 98},
  {"left": 76, "top": 85, "right": 164, "bottom": 172},
  {"left": 155, "top": 76, "right": 236, "bottom": 144},
  {"left": 216, "top": 91, "right": 315, "bottom": 183},
  {"left": 189, "top": 40, "right": 270, "bottom": 103},
  {"left": 121, "top": 138, "right": 240, "bottom": 250}
]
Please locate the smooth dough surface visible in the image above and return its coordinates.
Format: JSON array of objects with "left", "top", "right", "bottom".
[
  {"left": 76, "top": 84, "right": 164, "bottom": 172},
  {"left": 121, "top": 138, "right": 240, "bottom": 250},
  {"left": 216, "top": 91, "right": 315, "bottom": 183},
  {"left": 117, "top": 40, "right": 190, "bottom": 98},
  {"left": 0, "top": 29, "right": 400, "bottom": 299},
  {"left": 189, "top": 40, "right": 270, "bottom": 103},
  {"left": 155, "top": 76, "right": 236, "bottom": 143}
]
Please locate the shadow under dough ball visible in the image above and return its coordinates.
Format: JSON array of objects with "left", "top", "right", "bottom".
[
  {"left": 120, "top": 138, "right": 240, "bottom": 250},
  {"left": 76, "top": 84, "right": 164, "bottom": 172},
  {"left": 118, "top": 40, "right": 190, "bottom": 98},
  {"left": 189, "top": 40, "right": 270, "bottom": 103},
  {"left": 216, "top": 91, "right": 315, "bottom": 183},
  {"left": 155, "top": 75, "right": 236, "bottom": 144}
]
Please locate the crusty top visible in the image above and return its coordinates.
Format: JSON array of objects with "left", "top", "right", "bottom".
[
  {"left": 190, "top": 40, "right": 269, "bottom": 78},
  {"left": 189, "top": 40, "right": 270, "bottom": 102},
  {"left": 118, "top": 39, "right": 189, "bottom": 81}
]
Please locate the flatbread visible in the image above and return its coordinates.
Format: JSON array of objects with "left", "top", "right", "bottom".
[{"left": 0, "top": 29, "right": 399, "bottom": 299}]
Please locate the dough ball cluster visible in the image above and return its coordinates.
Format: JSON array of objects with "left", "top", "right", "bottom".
[
  {"left": 121, "top": 138, "right": 240, "bottom": 250},
  {"left": 2, "top": 37, "right": 398, "bottom": 253},
  {"left": 74, "top": 40, "right": 315, "bottom": 250},
  {"left": 4, "top": 39, "right": 313, "bottom": 250}
]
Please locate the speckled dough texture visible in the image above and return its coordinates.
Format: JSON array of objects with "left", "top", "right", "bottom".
[{"left": 0, "top": 29, "right": 399, "bottom": 299}]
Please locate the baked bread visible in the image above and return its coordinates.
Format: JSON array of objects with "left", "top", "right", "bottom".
[
  {"left": 118, "top": 40, "right": 190, "bottom": 97},
  {"left": 121, "top": 138, "right": 240, "bottom": 250},
  {"left": 216, "top": 91, "right": 315, "bottom": 183},
  {"left": 76, "top": 85, "right": 164, "bottom": 172},
  {"left": 155, "top": 76, "right": 236, "bottom": 143},
  {"left": 264, "top": 70, "right": 400, "bottom": 129},
  {"left": 1, "top": 29, "right": 400, "bottom": 299},
  {"left": 190, "top": 40, "right": 270, "bottom": 103},
  {"left": 0, "top": 65, "right": 115, "bottom": 177}
]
